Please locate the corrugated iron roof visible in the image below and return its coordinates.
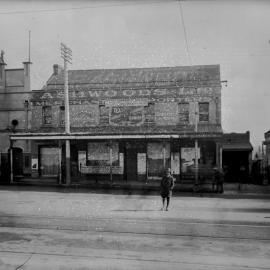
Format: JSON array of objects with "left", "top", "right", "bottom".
[
  {"left": 222, "top": 143, "right": 253, "bottom": 151},
  {"left": 44, "top": 65, "right": 221, "bottom": 86}
]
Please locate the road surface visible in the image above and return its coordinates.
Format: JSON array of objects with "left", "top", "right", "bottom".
[{"left": 0, "top": 186, "right": 269, "bottom": 269}]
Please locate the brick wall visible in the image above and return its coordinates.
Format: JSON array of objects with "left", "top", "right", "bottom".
[{"left": 30, "top": 85, "right": 221, "bottom": 132}]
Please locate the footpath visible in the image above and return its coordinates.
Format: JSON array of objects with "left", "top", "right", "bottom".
[{"left": 0, "top": 177, "right": 269, "bottom": 199}]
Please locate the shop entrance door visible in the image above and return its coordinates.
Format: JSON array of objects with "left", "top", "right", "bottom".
[
  {"left": 12, "top": 148, "right": 23, "bottom": 177},
  {"left": 125, "top": 146, "right": 137, "bottom": 181},
  {"left": 40, "top": 147, "right": 60, "bottom": 177}
]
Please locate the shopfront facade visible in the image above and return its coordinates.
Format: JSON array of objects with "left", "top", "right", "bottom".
[{"left": 11, "top": 65, "right": 223, "bottom": 183}]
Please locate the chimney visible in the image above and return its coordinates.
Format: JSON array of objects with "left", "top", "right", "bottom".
[
  {"left": 23, "top": 61, "right": 32, "bottom": 92},
  {"left": 53, "top": 64, "right": 60, "bottom": 75}
]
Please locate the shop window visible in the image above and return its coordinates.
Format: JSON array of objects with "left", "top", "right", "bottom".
[
  {"left": 178, "top": 103, "right": 189, "bottom": 124},
  {"left": 147, "top": 142, "right": 170, "bottom": 178},
  {"left": 42, "top": 106, "right": 52, "bottom": 125},
  {"left": 199, "top": 102, "right": 209, "bottom": 122},
  {"left": 87, "top": 142, "right": 119, "bottom": 166},
  {"left": 59, "top": 106, "right": 65, "bottom": 126}
]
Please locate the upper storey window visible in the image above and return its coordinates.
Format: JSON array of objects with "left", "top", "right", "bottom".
[
  {"left": 178, "top": 103, "right": 189, "bottom": 124},
  {"left": 199, "top": 102, "right": 209, "bottom": 122},
  {"left": 42, "top": 106, "right": 52, "bottom": 125},
  {"left": 59, "top": 106, "right": 65, "bottom": 126}
]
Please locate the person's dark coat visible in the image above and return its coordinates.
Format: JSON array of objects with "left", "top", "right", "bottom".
[{"left": 160, "top": 175, "right": 175, "bottom": 198}]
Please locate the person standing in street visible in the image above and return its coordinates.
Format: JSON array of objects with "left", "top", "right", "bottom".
[{"left": 160, "top": 168, "right": 175, "bottom": 211}]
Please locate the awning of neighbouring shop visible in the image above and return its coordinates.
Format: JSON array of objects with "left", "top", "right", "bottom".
[{"left": 222, "top": 143, "right": 253, "bottom": 151}]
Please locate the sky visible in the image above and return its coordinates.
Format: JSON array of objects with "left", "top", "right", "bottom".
[{"left": 1, "top": 0, "right": 270, "bottom": 152}]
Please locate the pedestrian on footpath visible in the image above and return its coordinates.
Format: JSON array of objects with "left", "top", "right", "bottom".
[
  {"left": 160, "top": 168, "right": 175, "bottom": 211},
  {"left": 213, "top": 166, "right": 224, "bottom": 193}
]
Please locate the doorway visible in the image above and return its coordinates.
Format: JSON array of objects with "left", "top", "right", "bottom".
[
  {"left": 124, "top": 143, "right": 138, "bottom": 181},
  {"left": 12, "top": 147, "right": 23, "bottom": 178},
  {"left": 40, "top": 147, "right": 60, "bottom": 177}
]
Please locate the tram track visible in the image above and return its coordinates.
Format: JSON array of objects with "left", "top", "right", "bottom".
[
  {"left": 0, "top": 248, "right": 269, "bottom": 270},
  {"left": 0, "top": 214, "right": 270, "bottom": 241}
]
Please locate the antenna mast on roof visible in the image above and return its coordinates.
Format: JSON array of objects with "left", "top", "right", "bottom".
[{"left": 28, "top": 30, "right": 31, "bottom": 62}]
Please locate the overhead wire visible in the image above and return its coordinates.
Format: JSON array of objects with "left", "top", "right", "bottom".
[
  {"left": 0, "top": 0, "right": 178, "bottom": 15},
  {"left": 178, "top": 0, "right": 192, "bottom": 65}
]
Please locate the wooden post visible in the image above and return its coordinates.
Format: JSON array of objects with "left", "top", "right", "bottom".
[
  {"left": 220, "top": 146, "right": 223, "bottom": 169},
  {"left": 109, "top": 142, "right": 113, "bottom": 183},
  {"left": 58, "top": 146, "right": 62, "bottom": 185},
  {"left": 10, "top": 147, "right": 13, "bottom": 184},
  {"left": 163, "top": 141, "right": 166, "bottom": 170}
]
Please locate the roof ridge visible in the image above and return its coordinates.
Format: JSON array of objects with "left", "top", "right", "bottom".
[{"left": 67, "top": 64, "right": 220, "bottom": 72}]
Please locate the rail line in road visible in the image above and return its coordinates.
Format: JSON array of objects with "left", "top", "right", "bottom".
[
  {"left": 0, "top": 250, "right": 269, "bottom": 270},
  {"left": 0, "top": 214, "right": 270, "bottom": 241}
]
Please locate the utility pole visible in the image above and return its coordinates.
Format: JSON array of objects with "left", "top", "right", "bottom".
[
  {"left": 61, "top": 43, "right": 72, "bottom": 185},
  {"left": 194, "top": 102, "right": 199, "bottom": 190}
]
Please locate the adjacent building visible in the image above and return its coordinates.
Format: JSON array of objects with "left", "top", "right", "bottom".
[
  {"left": 0, "top": 51, "right": 32, "bottom": 181},
  {"left": 11, "top": 64, "right": 224, "bottom": 184},
  {"left": 263, "top": 130, "right": 270, "bottom": 182},
  {"left": 221, "top": 131, "right": 253, "bottom": 182}
]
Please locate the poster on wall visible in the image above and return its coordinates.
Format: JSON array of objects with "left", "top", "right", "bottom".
[
  {"left": 137, "top": 153, "right": 146, "bottom": 174},
  {"left": 78, "top": 151, "right": 86, "bottom": 172},
  {"left": 171, "top": 152, "right": 180, "bottom": 175},
  {"left": 31, "top": 158, "right": 38, "bottom": 170}
]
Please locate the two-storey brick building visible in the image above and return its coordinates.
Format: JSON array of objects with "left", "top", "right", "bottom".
[
  {"left": 11, "top": 64, "right": 223, "bottom": 184},
  {"left": 0, "top": 51, "right": 32, "bottom": 181}
]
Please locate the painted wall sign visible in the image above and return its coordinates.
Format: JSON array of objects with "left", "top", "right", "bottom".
[
  {"left": 105, "top": 98, "right": 148, "bottom": 107},
  {"left": 109, "top": 106, "right": 145, "bottom": 126},
  {"left": 155, "top": 103, "right": 179, "bottom": 125},
  {"left": 32, "top": 87, "right": 215, "bottom": 102}
]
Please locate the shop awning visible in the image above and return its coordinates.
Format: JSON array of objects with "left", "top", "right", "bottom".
[
  {"left": 10, "top": 132, "right": 222, "bottom": 141},
  {"left": 222, "top": 143, "right": 253, "bottom": 151}
]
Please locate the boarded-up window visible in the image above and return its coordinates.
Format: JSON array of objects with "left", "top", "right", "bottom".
[
  {"left": 199, "top": 102, "right": 209, "bottom": 122},
  {"left": 178, "top": 103, "right": 189, "bottom": 124},
  {"left": 59, "top": 106, "right": 65, "bottom": 126},
  {"left": 42, "top": 106, "right": 52, "bottom": 125}
]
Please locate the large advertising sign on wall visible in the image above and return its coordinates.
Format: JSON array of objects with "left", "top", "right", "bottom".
[{"left": 109, "top": 106, "right": 145, "bottom": 126}]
